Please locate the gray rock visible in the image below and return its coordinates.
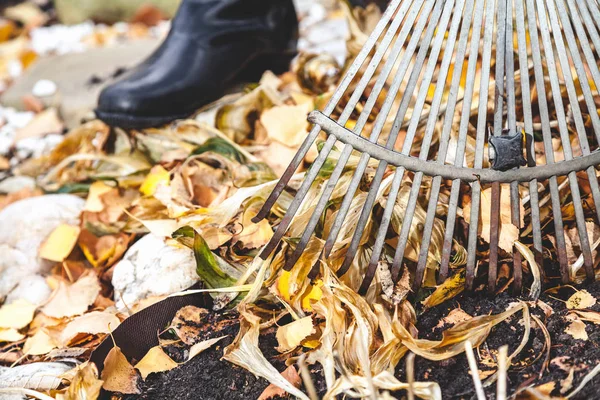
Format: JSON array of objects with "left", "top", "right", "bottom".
[
  {"left": 112, "top": 234, "right": 199, "bottom": 311},
  {"left": 1, "top": 40, "right": 160, "bottom": 128},
  {"left": 0, "top": 194, "right": 84, "bottom": 300}
]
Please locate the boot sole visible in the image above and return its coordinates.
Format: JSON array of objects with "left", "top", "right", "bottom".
[{"left": 94, "top": 109, "right": 193, "bottom": 130}]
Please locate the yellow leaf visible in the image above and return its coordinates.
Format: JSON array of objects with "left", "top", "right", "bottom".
[
  {"left": 566, "top": 289, "right": 597, "bottom": 310},
  {"left": 423, "top": 269, "right": 465, "bottom": 308},
  {"left": 301, "top": 280, "right": 323, "bottom": 312},
  {"left": 277, "top": 270, "right": 292, "bottom": 302},
  {"left": 0, "top": 299, "right": 36, "bottom": 329},
  {"left": 135, "top": 346, "right": 178, "bottom": 380},
  {"left": 23, "top": 329, "right": 58, "bottom": 355},
  {"left": 276, "top": 316, "right": 315, "bottom": 353},
  {"left": 84, "top": 181, "right": 113, "bottom": 212},
  {"left": 0, "top": 328, "right": 25, "bottom": 342},
  {"left": 101, "top": 346, "right": 140, "bottom": 394},
  {"left": 260, "top": 103, "right": 312, "bottom": 147},
  {"left": 57, "top": 362, "right": 103, "bottom": 400},
  {"left": 140, "top": 165, "right": 170, "bottom": 196},
  {"left": 39, "top": 224, "right": 81, "bottom": 262},
  {"left": 42, "top": 273, "right": 101, "bottom": 318}
]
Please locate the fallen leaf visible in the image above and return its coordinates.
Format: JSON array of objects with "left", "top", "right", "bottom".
[
  {"left": 0, "top": 328, "right": 25, "bottom": 342},
  {"left": 566, "top": 289, "right": 597, "bottom": 310},
  {"left": 14, "top": 108, "right": 63, "bottom": 142},
  {"left": 276, "top": 316, "right": 315, "bottom": 352},
  {"left": 84, "top": 181, "right": 114, "bottom": 212},
  {"left": 258, "top": 365, "right": 302, "bottom": 400},
  {"left": 571, "top": 310, "right": 600, "bottom": 324},
  {"left": 135, "top": 346, "right": 178, "bottom": 380},
  {"left": 564, "top": 314, "right": 588, "bottom": 340},
  {"left": 0, "top": 299, "right": 36, "bottom": 329},
  {"left": 101, "top": 346, "right": 140, "bottom": 394},
  {"left": 23, "top": 329, "right": 59, "bottom": 355},
  {"left": 60, "top": 311, "right": 120, "bottom": 346},
  {"left": 560, "top": 367, "right": 575, "bottom": 394},
  {"left": 423, "top": 269, "right": 465, "bottom": 308},
  {"left": 140, "top": 165, "right": 170, "bottom": 196},
  {"left": 188, "top": 335, "right": 227, "bottom": 361},
  {"left": 42, "top": 273, "right": 101, "bottom": 318},
  {"left": 435, "top": 308, "right": 472, "bottom": 329},
  {"left": 170, "top": 306, "right": 209, "bottom": 345},
  {"left": 57, "top": 362, "right": 103, "bottom": 400},
  {"left": 39, "top": 223, "right": 81, "bottom": 262}
]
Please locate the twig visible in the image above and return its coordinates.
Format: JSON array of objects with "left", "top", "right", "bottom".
[
  {"left": 464, "top": 341, "right": 486, "bottom": 400},
  {"left": 406, "top": 352, "right": 416, "bottom": 400},
  {"left": 497, "top": 345, "right": 508, "bottom": 400},
  {"left": 298, "top": 354, "right": 319, "bottom": 400},
  {"left": 567, "top": 361, "right": 600, "bottom": 398}
]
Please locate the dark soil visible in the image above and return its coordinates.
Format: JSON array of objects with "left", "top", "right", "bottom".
[{"left": 109, "top": 281, "right": 600, "bottom": 400}]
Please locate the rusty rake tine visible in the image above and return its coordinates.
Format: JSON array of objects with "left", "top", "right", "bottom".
[
  {"left": 252, "top": 0, "right": 403, "bottom": 224},
  {"left": 357, "top": 0, "right": 460, "bottom": 292},
  {"left": 420, "top": 0, "right": 486, "bottom": 285},
  {"left": 488, "top": 0, "right": 508, "bottom": 293},
  {"left": 561, "top": 0, "right": 600, "bottom": 229},
  {"left": 281, "top": 0, "right": 429, "bottom": 271},
  {"left": 466, "top": 0, "right": 497, "bottom": 290},
  {"left": 505, "top": 0, "right": 523, "bottom": 293},
  {"left": 538, "top": 3, "right": 596, "bottom": 279},
  {"left": 257, "top": 1, "right": 416, "bottom": 259},
  {"left": 394, "top": 0, "right": 477, "bottom": 290},
  {"left": 526, "top": 0, "right": 569, "bottom": 283},
  {"left": 515, "top": 0, "right": 543, "bottom": 281},
  {"left": 333, "top": 0, "right": 441, "bottom": 278}
]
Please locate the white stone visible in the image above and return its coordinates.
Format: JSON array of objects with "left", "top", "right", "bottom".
[
  {"left": 112, "top": 234, "right": 199, "bottom": 311},
  {"left": 0, "top": 195, "right": 84, "bottom": 299},
  {"left": 32, "top": 79, "right": 58, "bottom": 97},
  {"left": 5, "top": 275, "right": 52, "bottom": 306}
]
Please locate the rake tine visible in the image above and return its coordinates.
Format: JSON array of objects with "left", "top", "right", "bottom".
[
  {"left": 525, "top": 0, "right": 569, "bottom": 283},
  {"left": 466, "top": 0, "right": 496, "bottom": 290},
  {"left": 586, "top": 0, "right": 600, "bottom": 31},
  {"left": 339, "top": 0, "right": 466, "bottom": 281},
  {"left": 488, "top": 0, "right": 508, "bottom": 293},
  {"left": 331, "top": 0, "right": 440, "bottom": 278},
  {"left": 257, "top": 0, "right": 417, "bottom": 259},
  {"left": 319, "top": 0, "right": 436, "bottom": 260},
  {"left": 560, "top": 0, "right": 600, "bottom": 230},
  {"left": 281, "top": 0, "right": 431, "bottom": 271},
  {"left": 391, "top": 0, "right": 477, "bottom": 290},
  {"left": 419, "top": 0, "right": 486, "bottom": 286},
  {"left": 356, "top": 0, "right": 461, "bottom": 293},
  {"left": 505, "top": 0, "right": 524, "bottom": 293},
  {"left": 538, "top": 0, "right": 594, "bottom": 280},
  {"left": 515, "top": 0, "right": 543, "bottom": 287},
  {"left": 252, "top": 0, "right": 404, "bottom": 224}
]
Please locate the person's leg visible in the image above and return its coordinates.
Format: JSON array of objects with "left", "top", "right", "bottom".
[{"left": 95, "top": 0, "right": 298, "bottom": 129}]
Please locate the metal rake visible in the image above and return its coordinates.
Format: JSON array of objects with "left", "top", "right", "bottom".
[{"left": 252, "top": 0, "right": 600, "bottom": 294}]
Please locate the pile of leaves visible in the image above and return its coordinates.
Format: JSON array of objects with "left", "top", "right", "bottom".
[{"left": 3, "top": 2, "right": 600, "bottom": 400}]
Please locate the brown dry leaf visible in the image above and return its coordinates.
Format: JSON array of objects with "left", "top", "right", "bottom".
[
  {"left": 14, "top": 108, "right": 63, "bottom": 142},
  {"left": 135, "top": 346, "right": 178, "bottom": 380},
  {"left": 188, "top": 335, "right": 228, "bottom": 361},
  {"left": 566, "top": 289, "right": 597, "bottom": 310},
  {"left": 422, "top": 270, "right": 465, "bottom": 309},
  {"left": 435, "top": 308, "right": 472, "bottom": 329},
  {"left": 39, "top": 223, "right": 81, "bottom": 262},
  {"left": 0, "top": 328, "right": 25, "bottom": 342},
  {"left": 560, "top": 368, "right": 575, "bottom": 395},
  {"left": 23, "top": 329, "right": 59, "bottom": 355},
  {"left": 56, "top": 362, "right": 103, "bottom": 400},
  {"left": 564, "top": 314, "right": 588, "bottom": 341},
  {"left": 571, "top": 310, "right": 600, "bottom": 324},
  {"left": 258, "top": 365, "right": 302, "bottom": 400},
  {"left": 170, "top": 306, "right": 209, "bottom": 345},
  {"left": 276, "top": 316, "right": 315, "bottom": 353},
  {"left": 60, "top": 311, "right": 120, "bottom": 346},
  {"left": 260, "top": 103, "right": 311, "bottom": 147},
  {"left": 233, "top": 207, "right": 273, "bottom": 250},
  {"left": 0, "top": 299, "right": 37, "bottom": 329},
  {"left": 463, "top": 186, "right": 523, "bottom": 252},
  {"left": 101, "top": 346, "right": 140, "bottom": 394},
  {"left": 42, "top": 273, "right": 101, "bottom": 318},
  {"left": 84, "top": 181, "right": 114, "bottom": 212}
]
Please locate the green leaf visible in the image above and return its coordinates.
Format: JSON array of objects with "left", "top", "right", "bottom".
[
  {"left": 191, "top": 232, "right": 238, "bottom": 289},
  {"left": 191, "top": 137, "right": 247, "bottom": 164}
]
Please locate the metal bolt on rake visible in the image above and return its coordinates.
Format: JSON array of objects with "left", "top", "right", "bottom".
[{"left": 253, "top": 0, "right": 600, "bottom": 294}]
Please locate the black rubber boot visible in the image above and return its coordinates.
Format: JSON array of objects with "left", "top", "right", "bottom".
[{"left": 95, "top": 0, "right": 298, "bottom": 129}]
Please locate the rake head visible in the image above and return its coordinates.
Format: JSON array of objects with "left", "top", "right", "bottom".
[{"left": 253, "top": 0, "right": 600, "bottom": 295}]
